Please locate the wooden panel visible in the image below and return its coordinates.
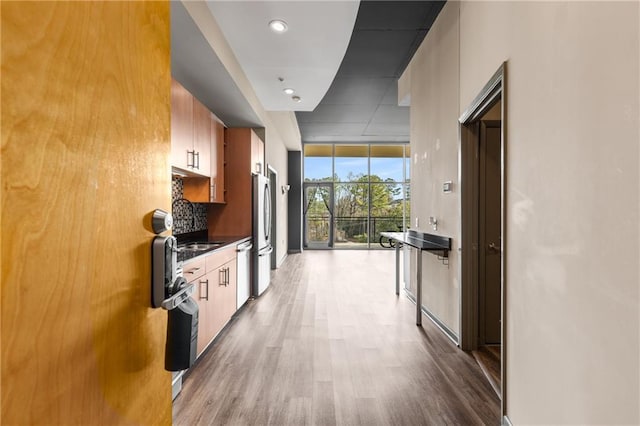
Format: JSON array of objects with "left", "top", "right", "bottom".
[
  {"left": 171, "top": 78, "right": 193, "bottom": 170},
  {"left": 210, "top": 117, "right": 226, "bottom": 203},
  {"left": 251, "top": 130, "right": 265, "bottom": 176},
  {"left": 192, "top": 97, "right": 211, "bottom": 177},
  {"left": 223, "top": 259, "right": 237, "bottom": 320},
  {"left": 209, "top": 264, "right": 229, "bottom": 345},
  {"left": 194, "top": 270, "right": 216, "bottom": 356},
  {"left": 183, "top": 257, "right": 206, "bottom": 282},
  {"left": 207, "top": 128, "right": 253, "bottom": 238},
  {"left": 182, "top": 176, "right": 211, "bottom": 203},
  {"left": 1, "top": 2, "right": 171, "bottom": 425},
  {"left": 195, "top": 250, "right": 237, "bottom": 356},
  {"left": 205, "top": 246, "right": 237, "bottom": 273}
]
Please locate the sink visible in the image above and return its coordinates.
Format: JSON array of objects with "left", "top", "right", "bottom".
[{"left": 179, "top": 242, "right": 224, "bottom": 251}]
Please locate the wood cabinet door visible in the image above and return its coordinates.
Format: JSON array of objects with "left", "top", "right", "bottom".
[
  {"left": 210, "top": 264, "right": 228, "bottom": 341},
  {"left": 251, "top": 130, "right": 265, "bottom": 175},
  {"left": 223, "top": 259, "right": 237, "bottom": 317},
  {"left": 194, "top": 272, "right": 215, "bottom": 356},
  {"left": 192, "top": 97, "right": 211, "bottom": 177},
  {"left": 210, "top": 117, "right": 225, "bottom": 203},
  {"left": 171, "top": 79, "right": 193, "bottom": 170}
]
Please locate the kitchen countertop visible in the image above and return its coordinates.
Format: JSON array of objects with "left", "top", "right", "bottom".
[{"left": 177, "top": 235, "right": 251, "bottom": 263}]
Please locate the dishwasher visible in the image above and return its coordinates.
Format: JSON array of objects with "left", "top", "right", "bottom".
[{"left": 236, "top": 240, "right": 253, "bottom": 308}]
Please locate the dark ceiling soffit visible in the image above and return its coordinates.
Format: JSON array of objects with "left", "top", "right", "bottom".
[{"left": 296, "top": 1, "right": 446, "bottom": 145}]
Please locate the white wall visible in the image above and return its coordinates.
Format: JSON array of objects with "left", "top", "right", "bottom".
[
  {"left": 405, "top": 1, "right": 639, "bottom": 423},
  {"left": 406, "top": 2, "right": 461, "bottom": 333},
  {"left": 266, "top": 111, "right": 302, "bottom": 265}
]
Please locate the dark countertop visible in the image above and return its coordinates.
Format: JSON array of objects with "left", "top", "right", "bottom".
[
  {"left": 381, "top": 230, "right": 451, "bottom": 257},
  {"left": 176, "top": 232, "right": 251, "bottom": 263}
]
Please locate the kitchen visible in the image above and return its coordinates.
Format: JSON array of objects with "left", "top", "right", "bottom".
[
  {"left": 4, "top": 1, "right": 639, "bottom": 425},
  {"left": 1, "top": 1, "right": 301, "bottom": 423},
  {"left": 164, "top": 77, "right": 274, "bottom": 397}
]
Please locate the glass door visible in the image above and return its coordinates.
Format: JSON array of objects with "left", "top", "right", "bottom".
[{"left": 303, "top": 183, "right": 334, "bottom": 249}]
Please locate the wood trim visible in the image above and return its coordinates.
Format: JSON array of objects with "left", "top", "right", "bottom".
[{"left": 1, "top": 2, "right": 171, "bottom": 424}]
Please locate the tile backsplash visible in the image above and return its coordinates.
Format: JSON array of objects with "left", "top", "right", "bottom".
[{"left": 172, "top": 177, "right": 208, "bottom": 235}]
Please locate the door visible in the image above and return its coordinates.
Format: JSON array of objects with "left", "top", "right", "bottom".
[
  {"left": 459, "top": 64, "right": 506, "bottom": 410},
  {"left": 479, "top": 120, "right": 502, "bottom": 344},
  {"left": 303, "top": 183, "right": 334, "bottom": 248},
  {"left": 1, "top": 2, "right": 171, "bottom": 423}
]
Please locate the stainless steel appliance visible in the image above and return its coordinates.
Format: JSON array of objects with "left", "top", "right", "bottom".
[
  {"left": 236, "top": 240, "right": 253, "bottom": 307},
  {"left": 252, "top": 174, "right": 273, "bottom": 297}
]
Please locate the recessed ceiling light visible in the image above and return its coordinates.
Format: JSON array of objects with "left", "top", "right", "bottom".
[
  {"left": 292, "top": 95, "right": 302, "bottom": 103},
  {"left": 269, "top": 20, "right": 288, "bottom": 33},
  {"left": 283, "top": 88, "right": 295, "bottom": 95}
]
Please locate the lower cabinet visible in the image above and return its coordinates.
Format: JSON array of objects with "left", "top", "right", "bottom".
[{"left": 192, "top": 246, "right": 237, "bottom": 357}]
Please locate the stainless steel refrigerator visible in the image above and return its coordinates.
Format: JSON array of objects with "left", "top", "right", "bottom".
[{"left": 252, "top": 173, "right": 272, "bottom": 297}]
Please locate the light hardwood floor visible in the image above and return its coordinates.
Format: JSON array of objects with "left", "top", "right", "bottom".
[{"left": 174, "top": 250, "right": 500, "bottom": 425}]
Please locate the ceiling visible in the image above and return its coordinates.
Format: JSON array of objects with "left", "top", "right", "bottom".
[
  {"left": 296, "top": 1, "right": 445, "bottom": 143},
  {"left": 171, "top": 1, "right": 445, "bottom": 148},
  {"left": 206, "top": 1, "right": 359, "bottom": 112},
  {"left": 171, "top": 1, "right": 263, "bottom": 128}
]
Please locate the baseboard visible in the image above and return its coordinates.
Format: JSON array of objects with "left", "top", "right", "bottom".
[
  {"left": 287, "top": 249, "right": 302, "bottom": 254},
  {"left": 404, "top": 289, "right": 459, "bottom": 345},
  {"left": 277, "top": 253, "right": 287, "bottom": 267},
  {"left": 502, "top": 415, "right": 513, "bottom": 426}
]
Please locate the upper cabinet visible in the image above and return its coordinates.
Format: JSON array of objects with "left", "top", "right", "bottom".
[
  {"left": 209, "top": 117, "right": 225, "bottom": 203},
  {"left": 173, "top": 78, "right": 227, "bottom": 203},
  {"left": 191, "top": 97, "right": 211, "bottom": 177},
  {"left": 171, "top": 79, "right": 211, "bottom": 177},
  {"left": 171, "top": 79, "right": 193, "bottom": 171},
  {"left": 207, "top": 128, "right": 264, "bottom": 237},
  {"left": 251, "top": 130, "right": 265, "bottom": 176}
]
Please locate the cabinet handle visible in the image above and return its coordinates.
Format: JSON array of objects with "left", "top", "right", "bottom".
[
  {"left": 195, "top": 151, "right": 200, "bottom": 169},
  {"left": 199, "top": 279, "right": 209, "bottom": 301},
  {"left": 187, "top": 150, "right": 195, "bottom": 168},
  {"left": 186, "top": 267, "right": 201, "bottom": 275},
  {"left": 219, "top": 268, "right": 225, "bottom": 286},
  {"left": 225, "top": 267, "right": 229, "bottom": 286}
]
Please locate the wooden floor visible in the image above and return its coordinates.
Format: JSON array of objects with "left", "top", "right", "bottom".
[
  {"left": 472, "top": 345, "right": 501, "bottom": 399},
  {"left": 173, "top": 250, "right": 500, "bottom": 425}
]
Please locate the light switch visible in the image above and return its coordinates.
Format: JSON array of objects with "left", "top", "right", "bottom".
[{"left": 443, "top": 181, "right": 452, "bottom": 193}]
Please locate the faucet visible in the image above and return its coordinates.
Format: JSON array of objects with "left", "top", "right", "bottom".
[{"left": 172, "top": 198, "right": 195, "bottom": 230}]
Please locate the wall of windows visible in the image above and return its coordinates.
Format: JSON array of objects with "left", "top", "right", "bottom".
[{"left": 303, "top": 144, "right": 410, "bottom": 249}]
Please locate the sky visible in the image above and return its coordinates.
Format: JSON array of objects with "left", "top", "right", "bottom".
[{"left": 304, "top": 156, "right": 409, "bottom": 182}]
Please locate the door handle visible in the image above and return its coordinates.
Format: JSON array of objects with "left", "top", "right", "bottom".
[
  {"left": 487, "top": 242, "right": 501, "bottom": 254},
  {"left": 161, "top": 283, "right": 194, "bottom": 310}
]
